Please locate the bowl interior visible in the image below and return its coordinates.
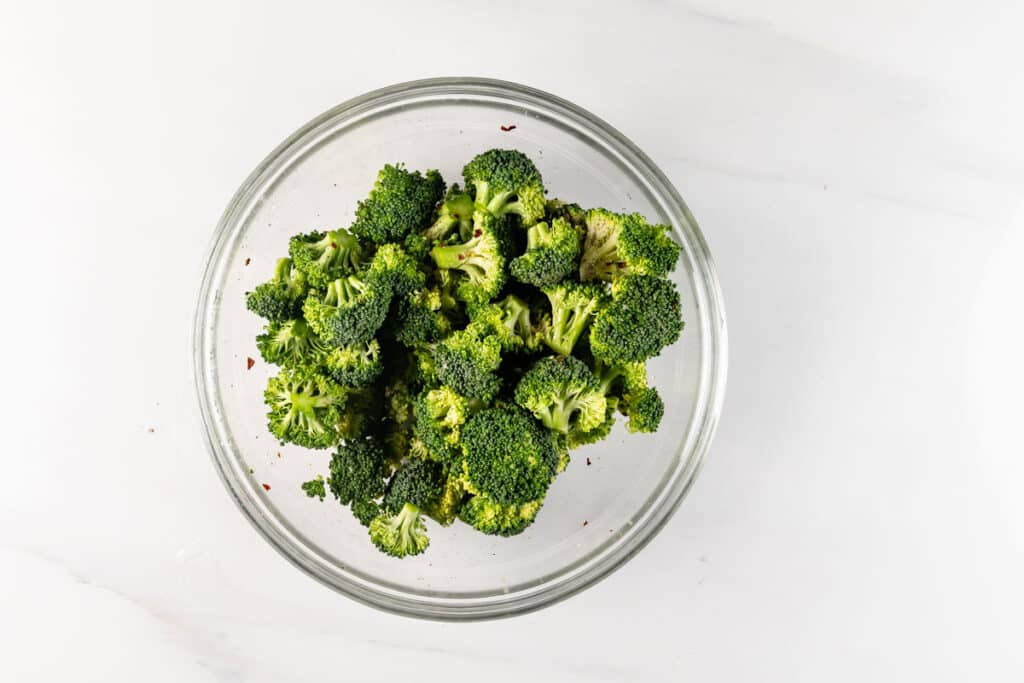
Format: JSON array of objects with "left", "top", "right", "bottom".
[{"left": 196, "top": 79, "right": 724, "bottom": 618}]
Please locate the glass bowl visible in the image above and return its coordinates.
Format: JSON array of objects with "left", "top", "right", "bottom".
[{"left": 193, "top": 77, "right": 727, "bottom": 620}]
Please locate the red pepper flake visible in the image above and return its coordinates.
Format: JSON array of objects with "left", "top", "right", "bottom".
[
  {"left": 500, "top": 124, "right": 517, "bottom": 132},
  {"left": 330, "top": 241, "right": 338, "bottom": 249},
  {"left": 583, "top": 520, "right": 589, "bottom": 526},
  {"left": 617, "top": 261, "right": 628, "bottom": 268},
  {"left": 457, "top": 253, "right": 466, "bottom": 260},
  {"left": 147, "top": 427, "right": 155, "bottom": 433},
  {"left": 473, "top": 229, "right": 482, "bottom": 238},
  {"left": 262, "top": 483, "right": 271, "bottom": 491},
  {"left": 586, "top": 457, "right": 592, "bottom": 466},
  {"left": 246, "top": 357, "right": 255, "bottom": 370},
  {"left": 276, "top": 452, "right": 282, "bottom": 459},
  {"left": 244, "top": 257, "right": 251, "bottom": 266}
]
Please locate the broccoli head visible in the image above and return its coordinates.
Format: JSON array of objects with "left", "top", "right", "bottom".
[
  {"left": 264, "top": 367, "right": 348, "bottom": 449},
  {"left": 460, "top": 407, "right": 558, "bottom": 505},
  {"left": 413, "top": 386, "right": 470, "bottom": 466},
  {"left": 429, "top": 210, "right": 507, "bottom": 304},
  {"left": 540, "top": 282, "right": 607, "bottom": 356},
  {"left": 367, "top": 243, "right": 427, "bottom": 298},
  {"left": 301, "top": 475, "right": 326, "bottom": 501},
  {"left": 591, "top": 357, "right": 664, "bottom": 433},
  {"left": 245, "top": 257, "right": 309, "bottom": 322},
  {"left": 323, "top": 339, "right": 383, "bottom": 386},
  {"left": 463, "top": 149, "right": 546, "bottom": 225},
  {"left": 303, "top": 274, "right": 391, "bottom": 346},
  {"left": 327, "top": 438, "right": 387, "bottom": 526},
  {"left": 433, "top": 323, "right": 503, "bottom": 401},
  {"left": 514, "top": 356, "right": 607, "bottom": 436},
  {"left": 383, "top": 458, "right": 445, "bottom": 513},
  {"left": 589, "top": 275, "right": 683, "bottom": 363},
  {"left": 423, "top": 184, "right": 474, "bottom": 243},
  {"left": 467, "top": 294, "right": 543, "bottom": 352},
  {"left": 459, "top": 493, "right": 543, "bottom": 537},
  {"left": 390, "top": 288, "right": 451, "bottom": 347},
  {"left": 509, "top": 218, "right": 581, "bottom": 288},
  {"left": 288, "top": 228, "right": 364, "bottom": 287},
  {"left": 621, "top": 386, "right": 664, "bottom": 433},
  {"left": 369, "top": 502, "right": 430, "bottom": 558},
  {"left": 255, "top": 318, "right": 327, "bottom": 369},
  {"left": 351, "top": 164, "right": 445, "bottom": 244},
  {"left": 579, "top": 209, "right": 680, "bottom": 282}
]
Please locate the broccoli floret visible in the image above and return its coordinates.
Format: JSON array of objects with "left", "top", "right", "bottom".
[
  {"left": 591, "top": 357, "right": 664, "bottom": 433},
  {"left": 402, "top": 232, "right": 432, "bottom": 261},
  {"left": 350, "top": 164, "right": 445, "bottom": 245},
  {"left": 622, "top": 386, "right": 664, "bottom": 433},
  {"left": 425, "top": 475, "right": 467, "bottom": 526},
  {"left": 322, "top": 339, "right": 383, "bottom": 386},
  {"left": 429, "top": 210, "right": 507, "bottom": 304},
  {"left": 566, "top": 397, "right": 618, "bottom": 450},
  {"left": 255, "top": 318, "right": 327, "bottom": 369},
  {"left": 509, "top": 218, "right": 581, "bottom": 287},
  {"left": 303, "top": 274, "right": 391, "bottom": 346},
  {"left": 434, "top": 323, "right": 503, "bottom": 401},
  {"left": 423, "top": 185, "right": 474, "bottom": 243},
  {"left": 579, "top": 209, "right": 680, "bottom": 282},
  {"left": 383, "top": 458, "right": 445, "bottom": 513},
  {"left": 367, "top": 243, "right": 427, "bottom": 298},
  {"left": 245, "top": 257, "right": 309, "bottom": 322},
  {"left": 540, "top": 282, "right": 607, "bottom": 356},
  {"left": 288, "top": 229, "right": 364, "bottom": 287},
  {"left": 352, "top": 499, "right": 382, "bottom": 526},
  {"left": 264, "top": 367, "right": 348, "bottom": 449},
  {"left": 463, "top": 149, "right": 546, "bottom": 225},
  {"left": 413, "top": 386, "right": 470, "bottom": 466},
  {"left": 327, "top": 439, "right": 387, "bottom": 526},
  {"left": 459, "top": 493, "right": 543, "bottom": 537},
  {"left": 514, "top": 356, "right": 607, "bottom": 436},
  {"left": 467, "top": 295, "right": 543, "bottom": 352},
  {"left": 390, "top": 288, "right": 451, "bottom": 347},
  {"left": 589, "top": 275, "right": 683, "bottom": 363},
  {"left": 460, "top": 407, "right": 558, "bottom": 505},
  {"left": 369, "top": 502, "right": 430, "bottom": 558},
  {"left": 301, "top": 475, "right": 326, "bottom": 501}
]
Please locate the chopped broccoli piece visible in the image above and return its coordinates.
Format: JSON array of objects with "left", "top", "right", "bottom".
[
  {"left": 351, "top": 164, "right": 445, "bottom": 244},
  {"left": 423, "top": 184, "right": 474, "bottom": 243},
  {"left": 622, "top": 386, "right": 664, "bottom": 433},
  {"left": 390, "top": 288, "right": 451, "bottom": 347},
  {"left": 463, "top": 149, "right": 546, "bottom": 225},
  {"left": 589, "top": 275, "right": 683, "bottom": 363},
  {"left": 514, "top": 356, "right": 607, "bottom": 436},
  {"left": 264, "top": 367, "right": 348, "bottom": 449},
  {"left": 288, "top": 228, "right": 364, "bottom": 287},
  {"left": 323, "top": 339, "right": 383, "bottom": 386},
  {"left": 510, "top": 218, "right": 581, "bottom": 287},
  {"left": 303, "top": 274, "right": 391, "bottom": 346},
  {"left": 579, "top": 209, "right": 680, "bottom": 282},
  {"left": 383, "top": 458, "right": 445, "bottom": 513},
  {"left": 540, "top": 282, "right": 607, "bottom": 356},
  {"left": 255, "top": 318, "right": 327, "bottom": 369},
  {"left": 424, "top": 475, "right": 467, "bottom": 526},
  {"left": 460, "top": 407, "right": 558, "bottom": 505},
  {"left": 429, "top": 210, "right": 507, "bottom": 304},
  {"left": 433, "top": 323, "right": 503, "bottom": 401},
  {"left": 327, "top": 439, "right": 387, "bottom": 525},
  {"left": 352, "top": 499, "right": 382, "bottom": 526},
  {"left": 368, "top": 502, "right": 430, "bottom": 558},
  {"left": 367, "top": 243, "right": 427, "bottom": 298},
  {"left": 459, "top": 494, "right": 543, "bottom": 537},
  {"left": 413, "top": 386, "right": 470, "bottom": 466},
  {"left": 301, "top": 475, "right": 326, "bottom": 501},
  {"left": 467, "top": 295, "right": 543, "bottom": 352},
  {"left": 245, "top": 257, "right": 309, "bottom": 322}
]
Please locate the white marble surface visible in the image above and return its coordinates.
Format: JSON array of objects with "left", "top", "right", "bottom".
[{"left": 3, "top": 1, "right": 1023, "bottom": 680}]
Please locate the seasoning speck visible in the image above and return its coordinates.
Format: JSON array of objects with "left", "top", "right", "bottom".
[
  {"left": 244, "top": 257, "right": 251, "bottom": 266},
  {"left": 583, "top": 520, "right": 589, "bottom": 526},
  {"left": 246, "top": 357, "right": 255, "bottom": 370},
  {"left": 586, "top": 457, "right": 592, "bottom": 466},
  {"left": 262, "top": 483, "right": 271, "bottom": 491},
  {"left": 147, "top": 427, "right": 155, "bottom": 433},
  {"left": 277, "top": 452, "right": 282, "bottom": 459},
  {"left": 500, "top": 124, "right": 517, "bottom": 132}
]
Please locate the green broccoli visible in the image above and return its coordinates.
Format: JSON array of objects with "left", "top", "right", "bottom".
[
  {"left": 255, "top": 318, "right": 327, "bottom": 369},
  {"left": 327, "top": 439, "right": 387, "bottom": 526},
  {"left": 545, "top": 199, "right": 587, "bottom": 230},
  {"left": 591, "top": 357, "right": 664, "bottom": 433},
  {"left": 367, "top": 243, "right": 427, "bottom": 298},
  {"left": 514, "top": 356, "right": 607, "bottom": 436},
  {"left": 460, "top": 407, "right": 558, "bottom": 505},
  {"left": 390, "top": 288, "right": 451, "bottom": 347},
  {"left": 423, "top": 185, "right": 474, "bottom": 243},
  {"left": 413, "top": 386, "right": 470, "bottom": 466},
  {"left": 368, "top": 502, "right": 430, "bottom": 558},
  {"left": 264, "top": 367, "right": 348, "bottom": 449},
  {"left": 540, "top": 282, "right": 607, "bottom": 356},
  {"left": 303, "top": 274, "right": 391, "bottom": 346},
  {"left": 301, "top": 475, "right": 326, "bottom": 501},
  {"left": 459, "top": 493, "right": 544, "bottom": 537},
  {"left": 383, "top": 458, "right": 445, "bottom": 513},
  {"left": 245, "top": 257, "right": 309, "bottom": 322},
  {"left": 463, "top": 149, "right": 546, "bottom": 225},
  {"left": 351, "top": 164, "right": 445, "bottom": 245},
  {"left": 566, "top": 397, "right": 618, "bottom": 450},
  {"left": 467, "top": 295, "right": 542, "bottom": 352},
  {"left": 323, "top": 339, "right": 383, "bottom": 386},
  {"left": 509, "top": 217, "right": 581, "bottom": 287},
  {"left": 589, "top": 275, "right": 683, "bottom": 363},
  {"left": 429, "top": 210, "right": 507, "bottom": 304},
  {"left": 579, "top": 209, "right": 680, "bottom": 282},
  {"left": 288, "top": 228, "right": 364, "bottom": 287},
  {"left": 621, "top": 386, "right": 664, "bottom": 433},
  {"left": 369, "top": 459, "right": 445, "bottom": 558},
  {"left": 425, "top": 475, "right": 467, "bottom": 526},
  {"left": 433, "top": 323, "right": 503, "bottom": 401}
]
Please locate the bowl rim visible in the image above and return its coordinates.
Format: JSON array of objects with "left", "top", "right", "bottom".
[{"left": 193, "top": 76, "right": 728, "bottom": 620}]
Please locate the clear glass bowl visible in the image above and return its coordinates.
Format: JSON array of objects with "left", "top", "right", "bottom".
[{"left": 193, "top": 77, "right": 727, "bottom": 620}]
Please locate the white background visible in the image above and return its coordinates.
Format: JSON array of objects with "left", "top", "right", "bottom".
[{"left": 2, "top": 1, "right": 1023, "bottom": 680}]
